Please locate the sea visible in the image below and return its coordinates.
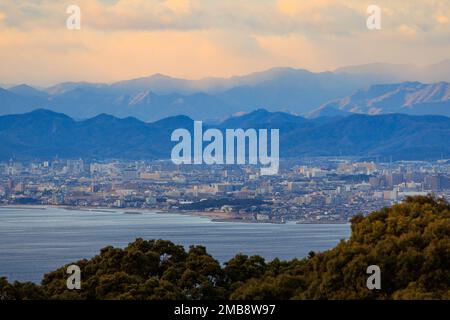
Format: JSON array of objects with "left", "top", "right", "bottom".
[{"left": 0, "top": 206, "right": 351, "bottom": 283}]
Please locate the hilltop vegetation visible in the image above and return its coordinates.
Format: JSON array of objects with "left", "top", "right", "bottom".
[{"left": 1, "top": 196, "right": 449, "bottom": 300}]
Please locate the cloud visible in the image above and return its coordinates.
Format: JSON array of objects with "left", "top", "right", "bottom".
[
  {"left": 165, "top": 0, "right": 193, "bottom": 15},
  {"left": 398, "top": 25, "right": 418, "bottom": 37},
  {"left": 1, "top": 0, "right": 449, "bottom": 37},
  {"left": 436, "top": 15, "right": 449, "bottom": 24},
  {"left": 0, "top": 0, "right": 450, "bottom": 85}
]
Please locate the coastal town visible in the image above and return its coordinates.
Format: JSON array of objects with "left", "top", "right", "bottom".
[{"left": 1, "top": 158, "right": 450, "bottom": 224}]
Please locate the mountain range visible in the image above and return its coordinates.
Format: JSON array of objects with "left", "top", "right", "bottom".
[
  {"left": 1, "top": 62, "right": 450, "bottom": 122},
  {"left": 0, "top": 68, "right": 385, "bottom": 121},
  {"left": 335, "top": 60, "right": 450, "bottom": 83},
  {"left": 308, "top": 82, "right": 450, "bottom": 118},
  {"left": 1, "top": 109, "right": 449, "bottom": 161}
]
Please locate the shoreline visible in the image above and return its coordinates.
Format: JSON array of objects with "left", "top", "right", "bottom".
[
  {"left": 0, "top": 204, "right": 157, "bottom": 214},
  {"left": 296, "top": 220, "right": 348, "bottom": 224},
  {"left": 0, "top": 204, "right": 349, "bottom": 225}
]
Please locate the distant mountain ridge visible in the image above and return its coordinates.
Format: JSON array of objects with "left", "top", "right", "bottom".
[
  {"left": 309, "top": 82, "right": 450, "bottom": 118},
  {"left": 0, "top": 67, "right": 399, "bottom": 122},
  {"left": 335, "top": 60, "right": 450, "bottom": 83},
  {"left": 2, "top": 63, "right": 450, "bottom": 121},
  {"left": 1, "top": 109, "right": 449, "bottom": 161}
]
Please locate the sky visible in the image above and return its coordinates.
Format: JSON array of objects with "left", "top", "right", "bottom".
[{"left": 0, "top": 0, "right": 450, "bottom": 86}]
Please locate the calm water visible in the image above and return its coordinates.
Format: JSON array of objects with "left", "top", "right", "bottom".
[{"left": 0, "top": 207, "right": 350, "bottom": 283}]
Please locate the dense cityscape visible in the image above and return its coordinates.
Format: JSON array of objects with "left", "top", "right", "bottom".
[{"left": 1, "top": 158, "right": 449, "bottom": 224}]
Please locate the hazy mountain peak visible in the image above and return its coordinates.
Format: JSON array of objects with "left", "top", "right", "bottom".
[
  {"left": 335, "top": 62, "right": 416, "bottom": 74},
  {"left": 335, "top": 61, "right": 450, "bottom": 83},
  {"left": 311, "top": 81, "right": 450, "bottom": 117},
  {"left": 9, "top": 84, "right": 48, "bottom": 98},
  {"left": 3, "top": 65, "right": 450, "bottom": 121},
  {"left": 9, "top": 84, "right": 36, "bottom": 91},
  {"left": 45, "top": 81, "right": 108, "bottom": 95}
]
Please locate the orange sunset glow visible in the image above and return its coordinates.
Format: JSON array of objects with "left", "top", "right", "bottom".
[{"left": 0, "top": 0, "right": 449, "bottom": 85}]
